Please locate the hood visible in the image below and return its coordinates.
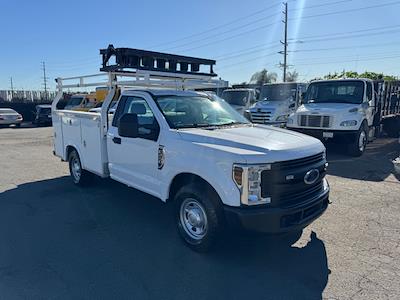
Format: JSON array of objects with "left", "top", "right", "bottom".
[
  {"left": 297, "top": 103, "right": 359, "bottom": 114},
  {"left": 178, "top": 125, "right": 324, "bottom": 163}
]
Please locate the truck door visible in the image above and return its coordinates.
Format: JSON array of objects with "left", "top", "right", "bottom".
[
  {"left": 365, "top": 81, "right": 375, "bottom": 127},
  {"left": 107, "top": 93, "right": 162, "bottom": 198}
]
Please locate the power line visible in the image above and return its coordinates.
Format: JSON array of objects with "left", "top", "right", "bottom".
[
  {"left": 294, "top": 53, "right": 400, "bottom": 66},
  {"left": 171, "top": 21, "right": 279, "bottom": 53},
  {"left": 217, "top": 51, "right": 279, "bottom": 70},
  {"left": 293, "top": 28, "right": 400, "bottom": 44},
  {"left": 289, "top": 41, "right": 400, "bottom": 53},
  {"left": 290, "top": 0, "right": 400, "bottom": 21},
  {"left": 291, "top": 0, "right": 353, "bottom": 12},
  {"left": 148, "top": 1, "right": 284, "bottom": 49},
  {"left": 290, "top": 24, "right": 400, "bottom": 41},
  {"left": 217, "top": 43, "right": 280, "bottom": 61},
  {"left": 161, "top": 11, "right": 281, "bottom": 52}
]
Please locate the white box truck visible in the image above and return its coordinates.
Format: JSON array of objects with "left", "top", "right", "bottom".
[
  {"left": 287, "top": 78, "right": 400, "bottom": 156},
  {"left": 51, "top": 46, "right": 330, "bottom": 251}
]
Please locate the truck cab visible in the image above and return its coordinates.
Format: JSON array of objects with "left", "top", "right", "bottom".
[
  {"left": 249, "top": 83, "right": 307, "bottom": 126},
  {"left": 287, "top": 79, "right": 377, "bottom": 156},
  {"left": 220, "top": 88, "right": 257, "bottom": 116}
]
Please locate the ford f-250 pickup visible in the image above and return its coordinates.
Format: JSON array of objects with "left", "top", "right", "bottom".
[{"left": 52, "top": 47, "right": 330, "bottom": 251}]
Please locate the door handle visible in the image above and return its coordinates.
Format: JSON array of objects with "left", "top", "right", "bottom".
[{"left": 112, "top": 137, "right": 121, "bottom": 144}]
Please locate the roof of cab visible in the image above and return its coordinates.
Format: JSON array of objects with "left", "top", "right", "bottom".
[{"left": 122, "top": 89, "right": 204, "bottom": 97}]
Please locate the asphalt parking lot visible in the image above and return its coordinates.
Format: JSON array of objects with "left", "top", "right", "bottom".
[{"left": 0, "top": 125, "right": 399, "bottom": 299}]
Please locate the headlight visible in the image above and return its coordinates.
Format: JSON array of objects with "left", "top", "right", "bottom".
[
  {"left": 276, "top": 115, "right": 288, "bottom": 122},
  {"left": 233, "top": 164, "right": 271, "bottom": 205},
  {"left": 340, "top": 120, "right": 357, "bottom": 127}
]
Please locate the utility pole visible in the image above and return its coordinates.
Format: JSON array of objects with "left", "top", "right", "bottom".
[
  {"left": 280, "top": 2, "right": 288, "bottom": 82},
  {"left": 41, "top": 61, "right": 48, "bottom": 101},
  {"left": 10, "top": 77, "right": 14, "bottom": 100}
]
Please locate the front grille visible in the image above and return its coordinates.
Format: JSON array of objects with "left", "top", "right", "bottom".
[
  {"left": 250, "top": 109, "right": 275, "bottom": 124},
  {"left": 275, "top": 152, "right": 324, "bottom": 170},
  {"left": 261, "top": 152, "right": 326, "bottom": 207},
  {"left": 299, "top": 115, "right": 331, "bottom": 128}
]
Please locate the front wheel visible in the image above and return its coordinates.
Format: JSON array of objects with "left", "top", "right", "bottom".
[
  {"left": 174, "top": 184, "right": 223, "bottom": 252},
  {"left": 347, "top": 125, "right": 368, "bottom": 157},
  {"left": 68, "top": 149, "right": 94, "bottom": 186}
]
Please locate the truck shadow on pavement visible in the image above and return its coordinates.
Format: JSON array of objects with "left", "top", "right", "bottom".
[
  {"left": 0, "top": 177, "right": 330, "bottom": 299},
  {"left": 326, "top": 138, "right": 400, "bottom": 182}
]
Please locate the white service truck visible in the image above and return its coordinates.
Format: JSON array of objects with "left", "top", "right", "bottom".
[
  {"left": 249, "top": 83, "right": 307, "bottom": 126},
  {"left": 287, "top": 79, "right": 400, "bottom": 156},
  {"left": 52, "top": 47, "right": 330, "bottom": 251}
]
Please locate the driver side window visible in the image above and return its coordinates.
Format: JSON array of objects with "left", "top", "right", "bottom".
[{"left": 113, "top": 96, "right": 160, "bottom": 141}]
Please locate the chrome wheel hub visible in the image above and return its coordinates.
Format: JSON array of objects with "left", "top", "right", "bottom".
[
  {"left": 71, "top": 157, "right": 81, "bottom": 181},
  {"left": 180, "top": 198, "right": 207, "bottom": 240}
]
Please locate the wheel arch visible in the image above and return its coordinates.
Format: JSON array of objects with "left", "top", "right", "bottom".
[
  {"left": 65, "top": 144, "right": 81, "bottom": 161},
  {"left": 167, "top": 173, "right": 221, "bottom": 204}
]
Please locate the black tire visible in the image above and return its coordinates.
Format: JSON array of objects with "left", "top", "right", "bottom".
[
  {"left": 174, "top": 183, "right": 224, "bottom": 252},
  {"left": 347, "top": 123, "right": 368, "bottom": 157},
  {"left": 68, "top": 149, "right": 94, "bottom": 186}
]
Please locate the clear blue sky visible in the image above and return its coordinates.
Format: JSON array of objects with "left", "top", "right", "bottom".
[{"left": 1, "top": 0, "right": 399, "bottom": 90}]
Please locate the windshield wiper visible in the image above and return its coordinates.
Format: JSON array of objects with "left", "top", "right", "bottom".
[{"left": 175, "top": 123, "right": 212, "bottom": 129}]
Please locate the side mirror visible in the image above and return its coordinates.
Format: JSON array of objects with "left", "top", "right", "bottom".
[{"left": 118, "top": 113, "right": 138, "bottom": 138}]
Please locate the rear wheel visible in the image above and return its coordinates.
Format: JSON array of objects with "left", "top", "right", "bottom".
[
  {"left": 347, "top": 123, "right": 368, "bottom": 157},
  {"left": 174, "top": 184, "right": 223, "bottom": 252},
  {"left": 68, "top": 149, "right": 94, "bottom": 186}
]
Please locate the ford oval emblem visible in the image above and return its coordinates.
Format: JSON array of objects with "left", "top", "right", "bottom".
[{"left": 304, "top": 169, "right": 320, "bottom": 185}]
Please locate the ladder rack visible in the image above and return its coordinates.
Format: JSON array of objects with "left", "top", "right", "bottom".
[
  {"left": 100, "top": 44, "right": 217, "bottom": 77},
  {"left": 55, "top": 69, "right": 228, "bottom": 91}
]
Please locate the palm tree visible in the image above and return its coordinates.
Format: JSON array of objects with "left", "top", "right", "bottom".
[
  {"left": 286, "top": 70, "right": 299, "bottom": 82},
  {"left": 250, "top": 69, "right": 277, "bottom": 85}
]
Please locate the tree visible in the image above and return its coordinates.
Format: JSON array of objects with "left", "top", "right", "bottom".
[
  {"left": 320, "top": 70, "right": 397, "bottom": 81},
  {"left": 286, "top": 70, "right": 299, "bottom": 82},
  {"left": 250, "top": 69, "right": 277, "bottom": 85}
]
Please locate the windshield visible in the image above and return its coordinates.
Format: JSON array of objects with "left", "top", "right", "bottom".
[
  {"left": 305, "top": 81, "right": 365, "bottom": 104},
  {"left": 221, "top": 90, "right": 249, "bottom": 106},
  {"left": 260, "top": 84, "right": 297, "bottom": 101},
  {"left": 156, "top": 95, "right": 249, "bottom": 129}
]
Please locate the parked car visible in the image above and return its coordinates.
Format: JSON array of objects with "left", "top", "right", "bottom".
[
  {"left": 0, "top": 108, "right": 23, "bottom": 127},
  {"left": 33, "top": 105, "right": 52, "bottom": 126}
]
